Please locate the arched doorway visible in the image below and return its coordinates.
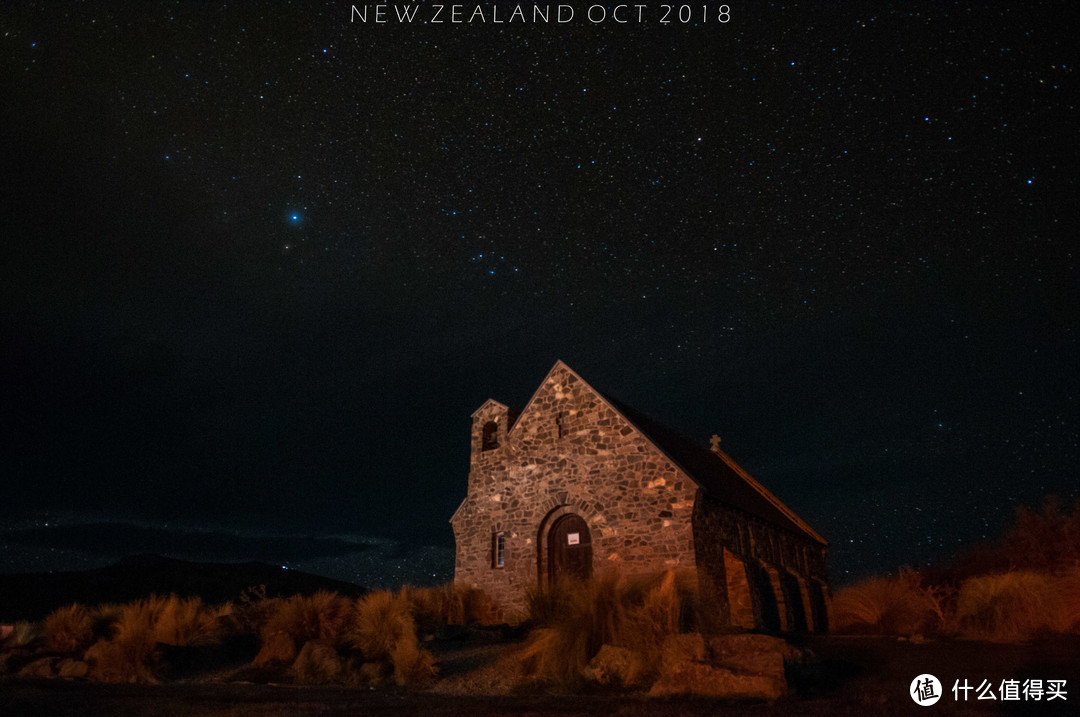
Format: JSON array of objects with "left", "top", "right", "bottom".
[{"left": 547, "top": 513, "right": 592, "bottom": 582}]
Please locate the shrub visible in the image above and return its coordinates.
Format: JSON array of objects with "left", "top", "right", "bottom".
[
  {"left": 44, "top": 603, "right": 94, "bottom": 654},
  {"left": 348, "top": 590, "right": 415, "bottom": 662},
  {"left": 88, "top": 597, "right": 166, "bottom": 683},
  {"left": 955, "top": 571, "right": 1067, "bottom": 642},
  {"left": 403, "top": 584, "right": 457, "bottom": 634},
  {"left": 254, "top": 591, "right": 351, "bottom": 665},
  {"left": 518, "top": 570, "right": 694, "bottom": 687},
  {"left": 83, "top": 594, "right": 230, "bottom": 682},
  {"left": 348, "top": 590, "right": 437, "bottom": 686},
  {"left": 404, "top": 583, "right": 500, "bottom": 634},
  {"left": 1059, "top": 566, "right": 1080, "bottom": 634},
  {"left": 831, "top": 568, "right": 943, "bottom": 636},
  {"left": 390, "top": 633, "right": 438, "bottom": 686},
  {"left": 154, "top": 595, "right": 227, "bottom": 647},
  {"left": 616, "top": 570, "right": 690, "bottom": 678}
]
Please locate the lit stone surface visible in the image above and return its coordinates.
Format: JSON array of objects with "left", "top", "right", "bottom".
[{"left": 451, "top": 361, "right": 830, "bottom": 628}]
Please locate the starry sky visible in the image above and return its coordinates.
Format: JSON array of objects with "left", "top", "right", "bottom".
[{"left": 1, "top": 1, "right": 1076, "bottom": 588}]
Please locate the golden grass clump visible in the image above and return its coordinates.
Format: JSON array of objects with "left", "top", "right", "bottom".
[
  {"left": 955, "top": 571, "right": 1068, "bottom": 642},
  {"left": 831, "top": 568, "right": 943, "bottom": 636},
  {"left": 83, "top": 594, "right": 229, "bottom": 683},
  {"left": 349, "top": 590, "right": 437, "bottom": 686},
  {"left": 613, "top": 570, "right": 687, "bottom": 677},
  {"left": 253, "top": 591, "right": 351, "bottom": 665},
  {"left": 1059, "top": 566, "right": 1080, "bottom": 634},
  {"left": 349, "top": 590, "right": 415, "bottom": 660},
  {"left": 519, "top": 570, "right": 694, "bottom": 687},
  {"left": 390, "top": 633, "right": 438, "bottom": 686},
  {"left": 87, "top": 596, "right": 167, "bottom": 683},
  {"left": 44, "top": 603, "right": 95, "bottom": 654},
  {"left": 154, "top": 595, "right": 228, "bottom": 647},
  {"left": 404, "top": 583, "right": 500, "bottom": 634}
]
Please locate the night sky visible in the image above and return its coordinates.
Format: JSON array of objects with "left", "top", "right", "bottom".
[{"left": 1, "top": 2, "right": 1076, "bottom": 589}]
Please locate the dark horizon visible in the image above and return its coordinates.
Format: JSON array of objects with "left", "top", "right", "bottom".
[{"left": 2, "top": 2, "right": 1076, "bottom": 589}]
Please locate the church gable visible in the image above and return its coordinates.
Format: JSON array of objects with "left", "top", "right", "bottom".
[
  {"left": 452, "top": 362, "right": 701, "bottom": 617},
  {"left": 509, "top": 361, "right": 642, "bottom": 454}
]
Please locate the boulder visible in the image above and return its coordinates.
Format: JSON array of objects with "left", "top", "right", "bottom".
[
  {"left": 708, "top": 633, "right": 799, "bottom": 660},
  {"left": 659, "top": 632, "right": 706, "bottom": 671},
  {"left": 18, "top": 656, "right": 57, "bottom": 679},
  {"left": 57, "top": 658, "right": 89, "bottom": 678},
  {"left": 585, "top": 644, "right": 643, "bottom": 686},
  {"left": 649, "top": 661, "right": 785, "bottom": 700},
  {"left": 707, "top": 634, "right": 791, "bottom": 677}
]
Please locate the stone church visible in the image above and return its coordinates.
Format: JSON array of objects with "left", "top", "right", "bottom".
[{"left": 451, "top": 361, "right": 829, "bottom": 632}]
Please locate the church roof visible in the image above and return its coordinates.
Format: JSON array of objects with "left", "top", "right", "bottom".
[{"left": 599, "top": 391, "right": 828, "bottom": 546}]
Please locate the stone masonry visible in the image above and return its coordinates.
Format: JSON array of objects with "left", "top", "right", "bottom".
[{"left": 450, "top": 361, "right": 830, "bottom": 629}]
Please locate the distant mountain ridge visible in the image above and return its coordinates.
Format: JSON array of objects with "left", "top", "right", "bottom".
[{"left": 0, "top": 554, "right": 367, "bottom": 622}]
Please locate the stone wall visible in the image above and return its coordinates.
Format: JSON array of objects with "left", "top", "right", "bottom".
[
  {"left": 451, "top": 362, "right": 830, "bottom": 630},
  {"left": 691, "top": 491, "right": 829, "bottom": 632},
  {"left": 451, "top": 363, "right": 699, "bottom": 619}
]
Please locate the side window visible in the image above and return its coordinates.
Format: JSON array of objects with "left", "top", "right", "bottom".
[
  {"left": 493, "top": 532, "right": 506, "bottom": 568},
  {"left": 481, "top": 421, "right": 499, "bottom": 451}
]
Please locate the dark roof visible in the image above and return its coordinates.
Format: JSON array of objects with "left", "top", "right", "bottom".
[{"left": 601, "top": 392, "right": 828, "bottom": 546}]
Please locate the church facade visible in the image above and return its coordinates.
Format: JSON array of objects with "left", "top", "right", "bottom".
[{"left": 450, "top": 361, "right": 829, "bottom": 631}]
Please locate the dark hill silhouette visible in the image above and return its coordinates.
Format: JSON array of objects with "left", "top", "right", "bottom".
[{"left": 0, "top": 554, "right": 367, "bottom": 622}]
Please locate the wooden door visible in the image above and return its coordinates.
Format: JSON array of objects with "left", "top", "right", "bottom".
[{"left": 548, "top": 513, "right": 592, "bottom": 582}]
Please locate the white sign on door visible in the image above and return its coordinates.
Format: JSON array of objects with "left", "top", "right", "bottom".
[{"left": 567, "top": 532, "right": 580, "bottom": 546}]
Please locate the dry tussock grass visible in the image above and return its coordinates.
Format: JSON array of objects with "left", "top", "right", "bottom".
[
  {"left": 955, "top": 571, "right": 1071, "bottom": 641},
  {"left": 88, "top": 597, "right": 166, "bottom": 683},
  {"left": 348, "top": 590, "right": 414, "bottom": 661},
  {"left": 349, "top": 590, "right": 437, "bottom": 686},
  {"left": 154, "top": 595, "right": 228, "bottom": 646},
  {"left": 831, "top": 569, "right": 943, "bottom": 636},
  {"left": 254, "top": 591, "right": 351, "bottom": 665},
  {"left": 390, "top": 632, "right": 438, "bottom": 686},
  {"left": 1059, "top": 566, "right": 1080, "bottom": 633},
  {"left": 835, "top": 561, "right": 1080, "bottom": 642},
  {"left": 43, "top": 603, "right": 94, "bottom": 654},
  {"left": 518, "top": 570, "right": 694, "bottom": 687},
  {"left": 84, "top": 594, "right": 229, "bottom": 682},
  {"left": 403, "top": 583, "right": 499, "bottom": 633}
]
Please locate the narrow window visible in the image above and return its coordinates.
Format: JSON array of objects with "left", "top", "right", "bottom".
[
  {"left": 492, "top": 532, "right": 506, "bottom": 568},
  {"left": 556, "top": 411, "right": 566, "bottom": 438},
  {"left": 481, "top": 421, "right": 499, "bottom": 451}
]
